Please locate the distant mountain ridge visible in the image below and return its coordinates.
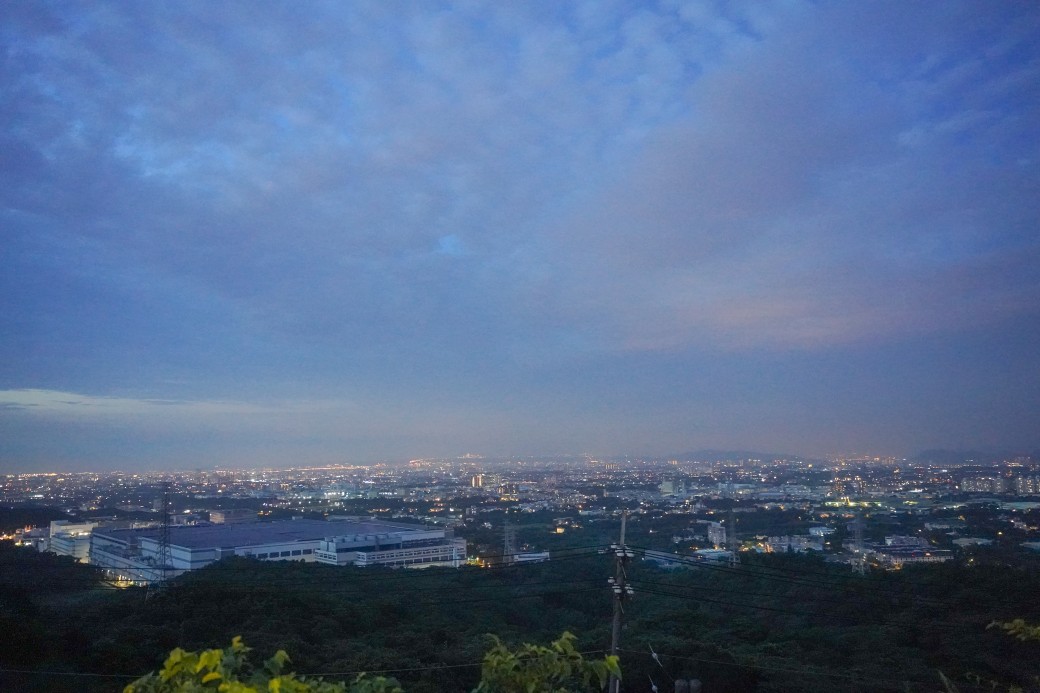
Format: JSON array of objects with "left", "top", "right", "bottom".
[
  {"left": 912, "top": 449, "right": 1036, "bottom": 465},
  {"left": 669, "top": 449, "right": 826, "bottom": 464}
]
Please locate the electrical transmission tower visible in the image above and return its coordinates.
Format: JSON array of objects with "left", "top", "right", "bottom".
[
  {"left": 158, "top": 481, "right": 171, "bottom": 584},
  {"left": 727, "top": 507, "right": 740, "bottom": 566},
  {"left": 850, "top": 511, "right": 866, "bottom": 574},
  {"left": 146, "top": 481, "right": 172, "bottom": 597},
  {"left": 502, "top": 519, "right": 517, "bottom": 566}
]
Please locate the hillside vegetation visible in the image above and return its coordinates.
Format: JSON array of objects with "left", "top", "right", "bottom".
[{"left": 1, "top": 541, "right": 1039, "bottom": 691}]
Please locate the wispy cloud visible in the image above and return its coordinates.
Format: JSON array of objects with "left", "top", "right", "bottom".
[{"left": 0, "top": 389, "right": 351, "bottom": 420}]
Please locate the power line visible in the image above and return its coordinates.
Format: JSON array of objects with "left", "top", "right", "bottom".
[
  {"left": 7, "top": 545, "right": 609, "bottom": 592},
  {"left": 627, "top": 546, "right": 946, "bottom": 604},
  {"left": 302, "top": 649, "right": 610, "bottom": 678},
  {"left": 628, "top": 584, "right": 984, "bottom": 632},
  {"left": 0, "top": 668, "right": 143, "bottom": 679},
  {"left": 630, "top": 576, "right": 878, "bottom": 608},
  {"left": 638, "top": 541, "right": 958, "bottom": 590},
  {"left": 628, "top": 563, "right": 947, "bottom": 610},
  {"left": 615, "top": 647, "right": 940, "bottom": 691},
  {"left": 0, "top": 649, "right": 613, "bottom": 682}
]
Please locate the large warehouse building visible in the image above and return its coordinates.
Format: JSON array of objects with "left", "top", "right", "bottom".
[{"left": 90, "top": 518, "right": 465, "bottom": 584}]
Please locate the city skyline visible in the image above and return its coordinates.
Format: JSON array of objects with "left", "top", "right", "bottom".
[{"left": 2, "top": 2, "right": 1039, "bottom": 472}]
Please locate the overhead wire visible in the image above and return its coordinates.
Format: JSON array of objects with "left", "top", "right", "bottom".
[
  {"left": 2, "top": 545, "right": 610, "bottom": 593},
  {"left": 627, "top": 583, "right": 985, "bottom": 633},
  {"left": 0, "top": 648, "right": 614, "bottom": 683},
  {"left": 615, "top": 647, "right": 948, "bottom": 691},
  {"left": 627, "top": 545, "right": 947, "bottom": 604},
  {"left": 7, "top": 536, "right": 1022, "bottom": 692}
]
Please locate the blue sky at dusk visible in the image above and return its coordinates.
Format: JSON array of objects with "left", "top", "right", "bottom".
[{"left": 2, "top": 1, "right": 1039, "bottom": 471}]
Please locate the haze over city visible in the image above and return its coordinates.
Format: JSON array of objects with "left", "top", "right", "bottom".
[{"left": 2, "top": 1, "right": 1039, "bottom": 472}]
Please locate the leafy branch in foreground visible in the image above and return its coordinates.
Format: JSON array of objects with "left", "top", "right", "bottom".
[
  {"left": 988, "top": 619, "right": 1040, "bottom": 642},
  {"left": 123, "top": 636, "right": 401, "bottom": 693},
  {"left": 474, "top": 631, "right": 620, "bottom": 693},
  {"left": 122, "top": 632, "right": 618, "bottom": 693},
  {"left": 939, "top": 620, "right": 1040, "bottom": 693}
]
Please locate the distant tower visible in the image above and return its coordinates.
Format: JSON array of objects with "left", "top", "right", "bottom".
[
  {"left": 852, "top": 512, "right": 867, "bottom": 574},
  {"left": 158, "top": 481, "right": 171, "bottom": 583},
  {"left": 503, "top": 520, "right": 518, "bottom": 565},
  {"left": 708, "top": 521, "right": 726, "bottom": 548},
  {"left": 851, "top": 512, "right": 865, "bottom": 552},
  {"left": 146, "top": 481, "right": 172, "bottom": 596},
  {"left": 727, "top": 508, "right": 739, "bottom": 566}
]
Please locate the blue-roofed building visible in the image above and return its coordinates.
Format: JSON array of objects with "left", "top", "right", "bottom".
[{"left": 90, "top": 518, "right": 464, "bottom": 584}]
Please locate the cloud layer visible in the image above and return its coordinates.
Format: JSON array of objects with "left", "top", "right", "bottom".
[{"left": 2, "top": 1, "right": 1038, "bottom": 469}]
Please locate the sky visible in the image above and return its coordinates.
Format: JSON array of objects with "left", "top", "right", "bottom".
[{"left": 2, "top": 1, "right": 1039, "bottom": 472}]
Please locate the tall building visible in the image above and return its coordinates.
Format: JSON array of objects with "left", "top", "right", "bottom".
[
  {"left": 707, "top": 521, "right": 726, "bottom": 549},
  {"left": 960, "top": 476, "right": 1007, "bottom": 494},
  {"left": 1015, "top": 476, "right": 1039, "bottom": 496}
]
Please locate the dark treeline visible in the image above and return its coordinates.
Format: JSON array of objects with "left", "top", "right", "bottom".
[
  {"left": 0, "top": 506, "right": 71, "bottom": 533},
  {"left": 1, "top": 541, "right": 1039, "bottom": 692}
]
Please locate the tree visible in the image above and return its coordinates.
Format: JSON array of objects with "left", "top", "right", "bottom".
[
  {"left": 122, "top": 636, "right": 401, "bottom": 693},
  {"left": 989, "top": 619, "right": 1040, "bottom": 642},
  {"left": 123, "top": 633, "right": 619, "bottom": 693},
  {"left": 472, "top": 632, "right": 620, "bottom": 693}
]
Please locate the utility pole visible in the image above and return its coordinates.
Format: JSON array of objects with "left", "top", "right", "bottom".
[{"left": 609, "top": 512, "right": 633, "bottom": 693}]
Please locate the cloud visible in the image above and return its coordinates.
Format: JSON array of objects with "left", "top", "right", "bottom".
[
  {"left": 529, "top": 1, "right": 1040, "bottom": 351},
  {"left": 0, "top": 389, "right": 341, "bottom": 421},
  {"left": 0, "top": 1, "right": 741, "bottom": 360},
  {"left": 1, "top": 2, "right": 1039, "bottom": 466}
]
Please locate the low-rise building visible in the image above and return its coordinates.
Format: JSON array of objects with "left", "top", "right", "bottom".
[
  {"left": 46, "top": 520, "right": 99, "bottom": 563},
  {"left": 90, "top": 518, "right": 464, "bottom": 583},
  {"left": 314, "top": 525, "right": 465, "bottom": 568},
  {"left": 209, "top": 508, "right": 257, "bottom": 524},
  {"left": 874, "top": 547, "right": 953, "bottom": 567},
  {"left": 764, "top": 535, "right": 823, "bottom": 553}
]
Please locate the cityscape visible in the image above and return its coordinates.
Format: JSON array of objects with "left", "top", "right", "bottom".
[
  {"left": 7, "top": 451, "right": 1040, "bottom": 580},
  {"left": 3, "top": 0, "right": 1040, "bottom": 691}
]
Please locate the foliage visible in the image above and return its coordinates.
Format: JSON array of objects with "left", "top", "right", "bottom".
[
  {"left": 122, "top": 634, "right": 617, "bottom": 693},
  {"left": 6, "top": 536, "right": 1040, "bottom": 692},
  {"left": 0, "top": 540, "right": 103, "bottom": 591},
  {"left": 0, "top": 506, "right": 71, "bottom": 533},
  {"left": 472, "top": 632, "right": 619, "bottom": 693},
  {"left": 123, "top": 636, "right": 402, "bottom": 693},
  {"left": 989, "top": 619, "right": 1040, "bottom": 642}
]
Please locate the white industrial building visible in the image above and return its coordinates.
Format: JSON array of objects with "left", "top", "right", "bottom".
[
  {"left": 313, "top": 524, "right": 466, "bottom": 568},
  {"left": 90, "top": 518, "right": 464, "bottom": 583},
  {"left": 47, "top": 520, "right": 99, "bottom": 563}
]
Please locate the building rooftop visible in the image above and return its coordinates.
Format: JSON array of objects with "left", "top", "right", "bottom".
[{"left": 95, "top": 519, "right": 429, "bottom": 550}]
